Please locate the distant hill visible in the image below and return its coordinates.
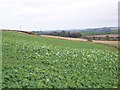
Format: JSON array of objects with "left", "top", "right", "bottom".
[{"left": 32, "top": 27, "right": 118, "bottom": 35}]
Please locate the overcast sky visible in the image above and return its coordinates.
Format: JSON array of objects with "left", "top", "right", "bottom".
[{"left": 0, "top": 0, "right": 119, "bottom": 31}]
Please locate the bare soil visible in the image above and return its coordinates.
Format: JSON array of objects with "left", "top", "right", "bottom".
[{"left": 41, "top": 35, "right": 88, "bottom": 42}]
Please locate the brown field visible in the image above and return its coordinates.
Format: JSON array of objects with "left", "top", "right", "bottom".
[{"left": 93, "top": 40, "right": 119, "bottom": 49}]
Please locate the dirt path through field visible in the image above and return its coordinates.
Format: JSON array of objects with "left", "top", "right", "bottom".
[
  {"left": 41, "top": 35, "right": 119, "bottom": 49},
  {"left": 41, "top": 35, "right": 88, "bottom": 42}
]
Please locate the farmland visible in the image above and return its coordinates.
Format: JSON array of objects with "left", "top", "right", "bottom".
[
  {"left": 80, "top": 30, "right": 118, "bottom": 36},
  {"left": 2, "top": 31, "right": 119, "bottom": 88}
]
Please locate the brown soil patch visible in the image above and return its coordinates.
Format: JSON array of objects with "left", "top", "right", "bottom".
[
  {"left": 41, "top": 35, "right": 88, "bottom": 42},
  {"left": 92, "top": 40, "right": 119, "bottom": 49}
]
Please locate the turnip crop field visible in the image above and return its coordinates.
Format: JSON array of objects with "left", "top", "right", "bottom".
[{"left": 2, "top": 31, "right": 119, "bottom": 88}]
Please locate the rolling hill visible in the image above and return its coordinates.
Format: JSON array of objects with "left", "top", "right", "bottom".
[{"left": 2, "top": 31, "right": 118, "bottom": 88}]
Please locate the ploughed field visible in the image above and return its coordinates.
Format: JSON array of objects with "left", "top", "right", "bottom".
[{"left": 2, "top": 31, "right": 118, "bottom": 88}]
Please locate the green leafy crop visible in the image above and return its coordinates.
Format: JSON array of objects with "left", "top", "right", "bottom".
[{"left": 2, "top": 31, "right": 118, "bottom": 88}]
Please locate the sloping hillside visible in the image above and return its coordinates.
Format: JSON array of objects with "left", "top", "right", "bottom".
[{"left": 2, "top": 31, "right": 118, "bottom": 88}]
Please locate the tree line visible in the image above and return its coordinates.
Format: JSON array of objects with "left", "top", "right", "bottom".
[{"left": 48, "top": 31, "right": 82, "bottom": 38}]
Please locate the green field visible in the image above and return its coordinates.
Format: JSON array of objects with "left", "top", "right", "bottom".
[
  {"left": 81, "top": 30, "right": 118, "bottom": 36},
  {"left": 2, "top": 31, "right": 118, "bottom": 88}
]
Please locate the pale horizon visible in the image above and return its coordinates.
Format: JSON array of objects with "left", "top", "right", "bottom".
[{"left": 0, "top": 0, "right": 118, "bottom": 31}]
